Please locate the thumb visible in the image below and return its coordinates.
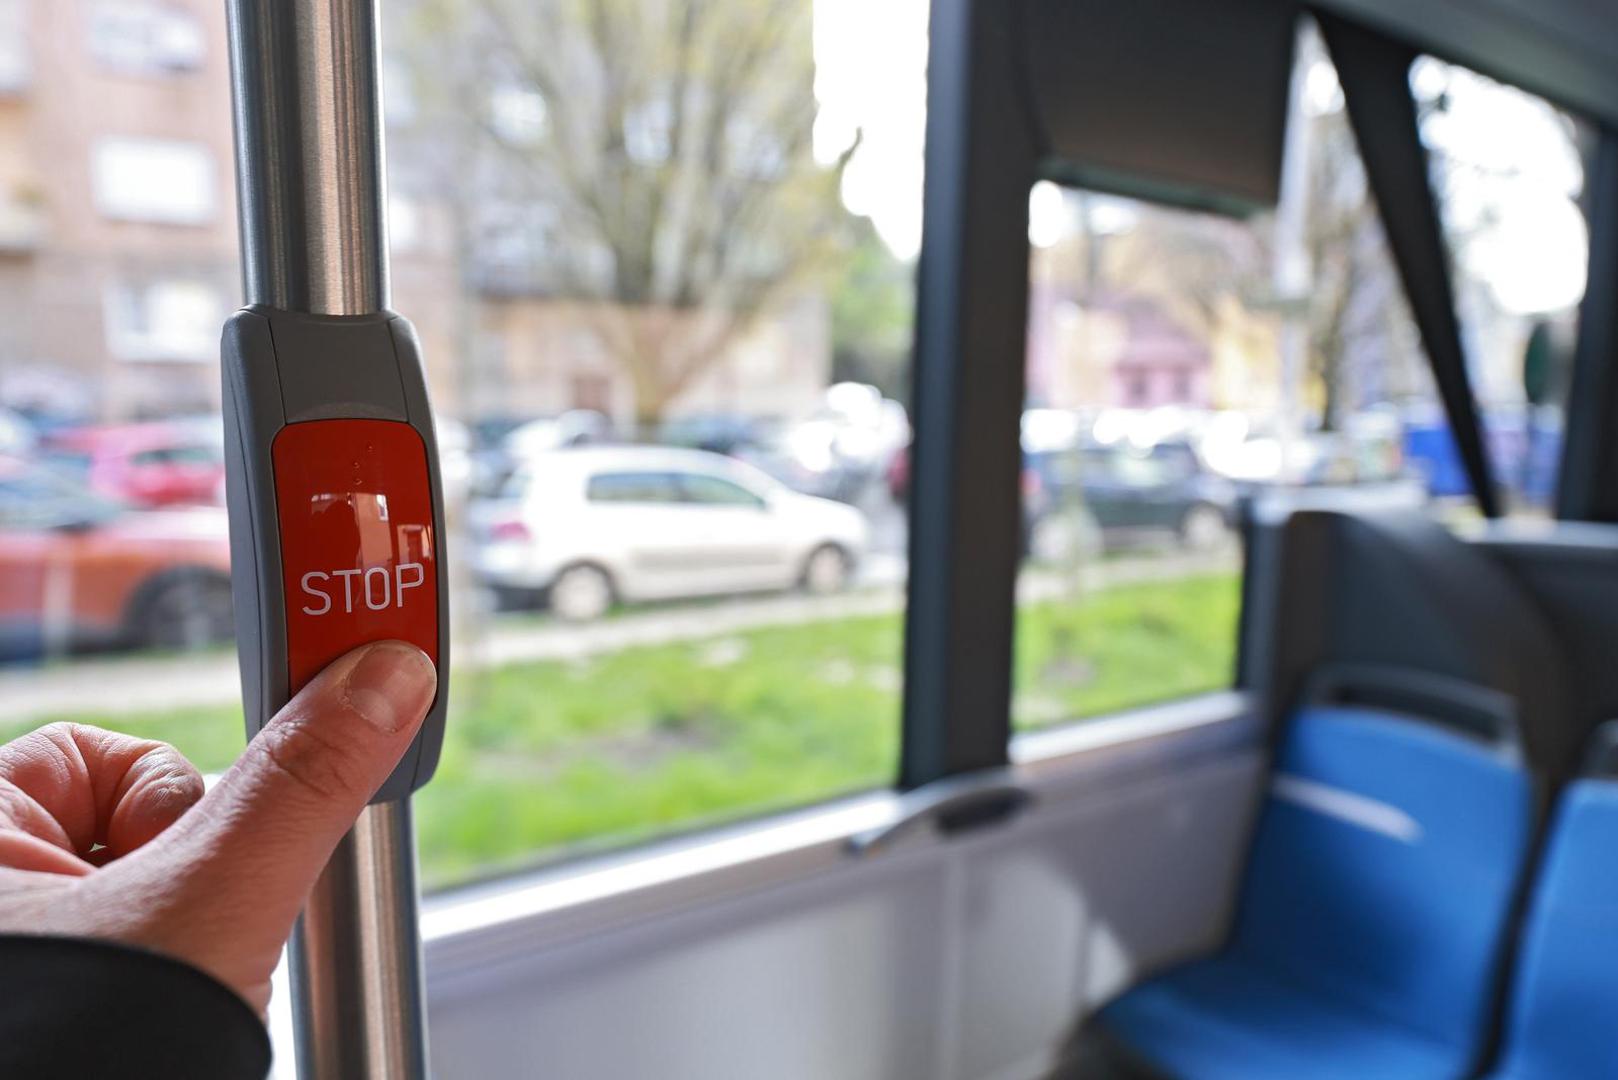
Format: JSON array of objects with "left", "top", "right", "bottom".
[{"left": 111, "top": 641, "right": 436, "bottom": 1004}]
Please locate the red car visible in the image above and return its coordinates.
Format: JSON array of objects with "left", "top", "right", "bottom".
[
  {"left": 42, "top": 419, "right": 226, "bottom": 508},
  {"left": 0, "top": 456, "right": 234, "bottom": 658}
]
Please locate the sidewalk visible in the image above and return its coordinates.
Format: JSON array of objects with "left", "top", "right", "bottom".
[{"left": 0, "top": 550, "right": 1230, "bottom": 724}]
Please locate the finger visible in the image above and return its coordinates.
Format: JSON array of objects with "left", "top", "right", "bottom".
[
  {"left": 0, "top": 826, "right": 93, "bottom": 876},
  {"left": 0, "top": 724, "right": 205, "bottom": 859},
  {"left": 151, "top": 641, "right": 435, "bottom": 930}
]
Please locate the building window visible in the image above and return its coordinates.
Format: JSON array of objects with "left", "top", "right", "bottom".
[
  {"left": 0, "top": 0, "right": 29, "bottom": 94},
  {"left": 103, "top": 280, "right": 226, "bottom": 362},
  {"left": 86, "top": 1, "right": 205, "bottom": 75},
  {"left": 389, "top": 195, "right": 422, "bottom": 253},
  {"left": 91, "top": 138, "right": 216, "bottom": 225}
]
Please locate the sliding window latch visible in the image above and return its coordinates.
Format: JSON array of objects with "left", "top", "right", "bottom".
[{"left": 846, "top": 768, "right": 1033, "bottom": 858}]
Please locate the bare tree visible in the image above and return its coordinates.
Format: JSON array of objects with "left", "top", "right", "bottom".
[
  {"left": 1300, "top": 97, "right": 1440, "bottom": 429},
  {"left": 399, "top": 0, "right": 856, "bottom": 427},
  {"left": 1303, "top": 103, "right": 1375, "bottom": 430}
]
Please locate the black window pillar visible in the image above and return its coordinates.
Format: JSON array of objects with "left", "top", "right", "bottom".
[
  {"left": 1319, "top": 11, "right": 1501, "bottom": 519},
  {"left": 901, "top": 0, "right": 1041, "bottom": 788}
]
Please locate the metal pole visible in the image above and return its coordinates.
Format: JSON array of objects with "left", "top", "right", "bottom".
[
  {"left": 292, "top": 802, "right": 428, "bottom": 1079},
  {"left": 224, "top": 2, "right": 427, "bottom": 1078},
  {"left": 225, "top": 0, "right": 390, "bottom": 315}
]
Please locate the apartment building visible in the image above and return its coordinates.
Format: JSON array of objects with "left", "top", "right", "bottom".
[
  {"left": 0, "top": 0, "right": 827, "bottom": 429},
  {"left": 0, "top": 0, "right": 238, "bottom": 419}
]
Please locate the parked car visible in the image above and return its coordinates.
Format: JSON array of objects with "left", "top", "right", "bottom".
[
  {"left": 470, "top": 410, "right": 614, "bottom": 497},
  {"left": 504, "top": 410, "right": 614, "bottom": 455},
  {"left": 725, "top": 385, "right": 909, "bottom": 505},
  {"left": 471, "top": 446, "right": 869, "bottom": 619},
  {"left": 1025, "top": 439, "right": 1236, "bottom": 556},
  {"left": 657, "top": 413, "right": 776, "bottom": 456},
  {"left": 0, "top": 457, "right": 234, "bottom": 659},
  {"left": 41, "top": 418, "right": 226, "bottom": 508}
]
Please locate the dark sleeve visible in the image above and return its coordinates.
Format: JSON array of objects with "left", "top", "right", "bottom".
[{"left": 0, "top": 934, "right": 270, "bottom": 1079}]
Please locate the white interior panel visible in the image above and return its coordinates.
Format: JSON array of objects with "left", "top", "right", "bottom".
[
  {"left": 424, "top": 713, "right": 1263, "bottom": 1080},
  {"left": 429, "top": 860, "right": 951, "bottom": 1080},
  {"left": 950, "top": 760, "right": 1258, "bottom": 1080}
]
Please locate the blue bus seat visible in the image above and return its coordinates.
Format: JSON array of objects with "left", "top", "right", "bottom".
[
  {"left": 1488, "top": 741, "right": 1618, "bottom": 1080},
  {"left": 1098, "top": 702, "right": 1534, "bottom": 1079}
]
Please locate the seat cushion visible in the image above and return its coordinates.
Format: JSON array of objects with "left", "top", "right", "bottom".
[
  {"left": 1488, "top": 780, "right": 1618, "bottom": 1080},
  {"left": 1100, "top": 954, "right": 1462, "bottom": 1080}
]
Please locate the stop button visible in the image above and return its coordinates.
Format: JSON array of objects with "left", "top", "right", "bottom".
[{"left": 272, "top": 419, "right": 440, "bottom": 694}]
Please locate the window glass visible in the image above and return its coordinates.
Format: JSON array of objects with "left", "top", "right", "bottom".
[
  {"left": 1410, "top": 57, "right": 1587, "bottom": 517},
  {"left": 1016, "top": 186, "right": 1255, "bottom": 730},
  {"left": 104, "top": 280, "right": 226, "bottom": 362},
  {"left": 586, "top": 472, "right": 681, "bottom": 504},
  {"left": 679, "top": 473, "right": 766, "bottom": 508},
  {"left": 1013, "top": 26, "right": 1434, "bottom": 730},
  {"left": 0, "top": 0, "right": 926, "bottom": 889},
  {"left": 1011, "top": 36, "right": 1592, "bottom": 734}
]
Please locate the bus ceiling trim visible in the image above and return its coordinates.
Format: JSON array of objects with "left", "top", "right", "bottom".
[
  {"left": 1318, "top": 10, "right": 1502, "bottom": 519},
  {"left": 1021, "top": 0, "right": 1299, "bottom": 213},
  {"left": 1035, "top": 160, "right": 1273, "bottom": 221}
]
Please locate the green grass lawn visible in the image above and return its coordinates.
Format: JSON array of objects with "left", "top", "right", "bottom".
[{"left": 8, "top": 571, "right": 1238, "bottom": 889}]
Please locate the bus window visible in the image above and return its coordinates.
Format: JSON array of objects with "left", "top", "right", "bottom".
[
  {"left": 1016, "top": 188, "right": 1254, "bottom": 730},
  {"left": 1013, "top": 30, "right": 1437, "bottom": 731},
  {"left": 0, "top": 0, "right": 929, "bottom": 890},
  {"left": 1011, "top": 27, "right": 1594, "bottom": 734}
]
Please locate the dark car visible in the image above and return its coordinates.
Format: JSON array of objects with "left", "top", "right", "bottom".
[
  {"left": 1024, "top": 440, "right": 1235, "bottom": 556},
  {"left": 657, "top": 413, "right": 774, "bottom": 456}
]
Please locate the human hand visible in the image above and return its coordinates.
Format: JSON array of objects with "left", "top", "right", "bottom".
[{"left": 0, "top": 641, "right": 436, "bottom": 1014}]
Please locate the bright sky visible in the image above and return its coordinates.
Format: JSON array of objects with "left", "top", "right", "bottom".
[
  {"left": 1410, "top": 58, "right": 1587, "bottom": 315},
  {"left": 812, "top": 0, "right": 930, "bottom": 259}
]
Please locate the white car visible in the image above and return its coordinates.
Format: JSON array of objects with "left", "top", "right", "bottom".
[{"left": 472, "top": 446, "right": 870, "bottom": 619}]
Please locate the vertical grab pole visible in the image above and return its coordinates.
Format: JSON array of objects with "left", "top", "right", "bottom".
[{"left": 223, "top": 2, "right": 430, "bottom": 1078}]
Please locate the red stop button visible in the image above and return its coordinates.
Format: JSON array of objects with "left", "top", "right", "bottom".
[{"left": 272, "top": 419, "right": 439, "bottom": 694}]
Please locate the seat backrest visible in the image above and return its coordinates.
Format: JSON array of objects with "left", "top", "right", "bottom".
[
  {"left": 1246, "top": 507, "right": 1574, "bottom": 782},
  {"left": 1235, "top": 701, "right": 1534, "bottom": 1057},
  {"left": 1493, "top": 730, "right": 1618, "bottom": 1079}
]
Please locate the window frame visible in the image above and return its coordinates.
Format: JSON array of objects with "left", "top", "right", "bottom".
[
  {"left": 904, "top": 3, "right": 1562, "bottom": 792},
  {"left": 899, "top": 0, "right": 1040, "bottom": 790}
]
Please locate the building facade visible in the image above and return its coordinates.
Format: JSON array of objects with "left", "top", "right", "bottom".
[{"left": 0, "top": 0, "right": 829, "bottom": 430}]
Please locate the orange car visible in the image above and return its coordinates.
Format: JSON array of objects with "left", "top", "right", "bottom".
[{"left": 0, "top": 456, "right": 234, "bottom": 659}]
